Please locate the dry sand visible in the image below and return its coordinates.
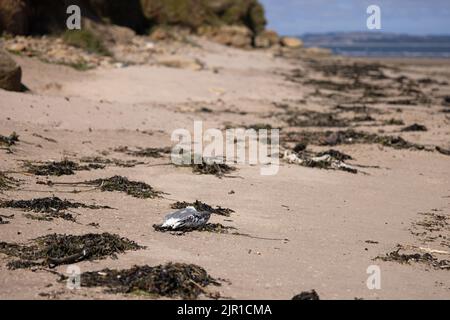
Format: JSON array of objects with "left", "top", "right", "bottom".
[{"left": 1, "top": 39, "right": 450, "bottom": 300}]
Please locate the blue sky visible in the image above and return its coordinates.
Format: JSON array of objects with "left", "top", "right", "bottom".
[{"left": 260, "top": 0, "right": 450, "bottom": 35}]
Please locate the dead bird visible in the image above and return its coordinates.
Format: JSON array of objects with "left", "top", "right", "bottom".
[{"left": 160, "top": 206, "right": 211, "bottom": 230}]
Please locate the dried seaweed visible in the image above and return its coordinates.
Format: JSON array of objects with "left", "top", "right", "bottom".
[
  {"left": 333, "top": 104, "right": 384, "bottom": 114},
  {"left": 80, "top": 156, "right": 145, "bottom": 168},
  {"left": 190, "top": 159, "right": 236, "bottom": 178},
  {"left": 316, "top": 149, "right": 353, "bottom": 161},
  {"left": 0, "top": 172, "right": 18, "bottom": 191},
  {"left": 293, "top": 60, "right": 436, "bottom": 106},
  {"left": 292, "top": 290, "right": 320, "bottom": 300},
  {"left": 410, "top": 210, "right": 450, "bottom": 246},
  {"left": 0, "top": 196, "right": 111, "bottom": 222},
  {"left": 245, "top": 124, "right": 275, "bottom": 131},
  {"left": 25, "top": 160, "right": 104, "bottom": 176},
  {"left": 83, "top": 176, "right": 163, "bottom": 199},
  {"left": 383, "top": 118, "right": 405, "bottom": 126},
  {"left": 401, "top": 124, "right": 427, "bottom": 132},
  {"left": 0, "top": 132, "right": 19, "bottom": 147},
  {"left": 1, "top": 196, "right": 111, "bottom": 213},
  {"left": 32, "top": 133, "right": 57, "bottom": 143},
  {"left": 283, "top": 110, "right": 349, "bottom": 128},
  {"left": 153, "top": 223, "right": 236, "bottom": 234},
  {"left": 443, "top": 95, "right": 450, "bottom": 106},
  {"left": 171, "top": 201, "right": 234, "bottom": 217},
  {"left": 115, "top": 146, "right": 171, "bottom": 158},
  {"left": 78, "top": 263, "right": 220, "bottom": 299},
  {"left": 23, "top": 212, "right": 76, "bottom": 222},
  {"left": 436, "top": 146, "right": 450, "bottom": 156},
  {"left": 309, "top": 61, "right": 389, "bottom": 80},
  {"left": 284, "top": 149, "right": 357, "bottom": 174},
  {"left": 0, "top": 233, "right": 143, "bottom": 269},
  {"left": 284, "top": 129, "right": 425, "bottom": 150},
  {"left": 376, "top": 247, "right": 450, "bottom": 270}
]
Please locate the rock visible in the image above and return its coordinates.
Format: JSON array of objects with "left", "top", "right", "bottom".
[
  {"left": 303, "top": 47, "right": 332, "bottom": 57},
  {"left": 83, "top": 19, "right": 136, "bottom": 45},
  {"left": 149, "top": 27, "right": 172, "bottom": 41},
  {"left": 0, "top": 49, "right": 22, "bottom": 91},
  {"left": 280, "top": 36, "right": 303, "bottom": 49},
  {"left": 292, "top": 290, "right": 320, "bottom": 300},
  {"left": 200, "top": 25, "right": 253, "bottom": 48},
  {"left": 206, "top": 0, "right": 266, "bottom": 33},
  {"left": 5, "top": 42, "right": 27, "bottom": 53},
  {"left": 254, "top": 29, "right": 279, "bottom": 48},
  {"left": 149, "top": 26, "right": 191, "bottom": 42},
  {"left": 1, "top": 0, "right": 268, "bottom": 39},
  {"left": 0, "top": 0, "right": 29, "bottom": 35},
  {"left": 141, "top": 0, "right": 266, "bottom": 34}
]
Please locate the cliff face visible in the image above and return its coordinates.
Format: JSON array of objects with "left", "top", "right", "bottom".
[
  {"left": 141, "top": 0, "right": 266, "bottom": 33},
  {"left": 0, "top": 0, "right": 266, "bottom": 36}
]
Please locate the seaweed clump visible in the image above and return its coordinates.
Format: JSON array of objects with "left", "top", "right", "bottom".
[
  {"left": 282, "top": 110, "right": 350, "bottom": 128},
  {"left": 191, "top": 159, "right": 236, "bottom": 178},
  {"left": 153, "top": 223, "right": 235, "bottom": 235},
  {"left": 0, "top": 214, "right": 14, "bottom": 225},
  {"left": 292, "top": 290, "right": 320, "bottom": 300},
  {"left": 62, "top": 30, "right": 111, "bottom": 56},
  {"left": 115, "top": 146, "right": 172, "bottom": 158},
  {"left": 84, "top": 176, "right": 163, "bottom": 199},
  {"left": 410, "top": 210, "right": 450, "bottom": 246},
  {"left": 0, "top": 172, "right": 18, "bottom": 191},
  {"left": 171, "top": 200, "right": 234, "bottom": 217},
  {"left": 0, "top": 197, "right": 111, "bottom": 222},
  {"left": 284, "top": 129, "right": 424, "bottom": 150},
  {"left": 79, "top": 263, "right": 220, "bottom": 299},
  {"left": 0, "top": 233, "right": 143, "bottom": 269},
  {"left": 401, "top": 124, "right": 427, "bottom": 132},
  {"left": 376, "top": 247, "right": 450, "bottom": 270},
  {"left": 436, "top": 146, "right": 450, "bottom": 156},
  {"left": 25, "top": 160, "right": 104, "bottom": 176},
  {"left": 80, "top": 156, "right": 145, "bottom": 168},
  {"left": 284, "top": 149, "right": 357, "bottom": 174},
  {"left": 0, "top": 132, "right": 19, "bottom": 147}
]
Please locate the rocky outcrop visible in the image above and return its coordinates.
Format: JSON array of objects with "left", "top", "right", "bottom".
[
  {"left": 198, "top": 25, "right": 253, "bottom": 49},
  {"left": 1, "top": 0, "right": 266, "bottom": 35},
  {"left": 0, "top": 1, "right": 296, "bottom": 50},
  {"left": 141, "top": 0, "right": 266, "bottom": 34},
  {"left": 254, "top": 30, "right": 279, "bottom": 48},
  {"left": 0, "top": 0, "right": 29, "bottom": 35},
  {"left": 280, "top": 36, "right": 303, "bottom": 49},
  {"left": 0, "top": 49, "right": 22, "bottom": 91}
]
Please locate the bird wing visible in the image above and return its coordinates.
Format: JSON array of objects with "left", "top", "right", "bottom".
[{"left": 162, "top": 207, "right": 198, "bottom": 228}]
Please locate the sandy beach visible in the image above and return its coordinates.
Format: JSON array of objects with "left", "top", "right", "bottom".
[{"left": 1, "top": 32, "right": 450, "bottom": 300}]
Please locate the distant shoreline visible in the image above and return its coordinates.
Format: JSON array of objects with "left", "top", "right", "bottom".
[{"left": 301, "top": 32, "right": 450, "bottom": 59}]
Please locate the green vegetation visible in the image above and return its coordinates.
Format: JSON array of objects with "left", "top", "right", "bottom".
[
  {"left": 142, "top": 0, "right": 266, "bottom": 33},
  {"left": 62, "top": 30, "right": 110, "bottom": 56}
]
